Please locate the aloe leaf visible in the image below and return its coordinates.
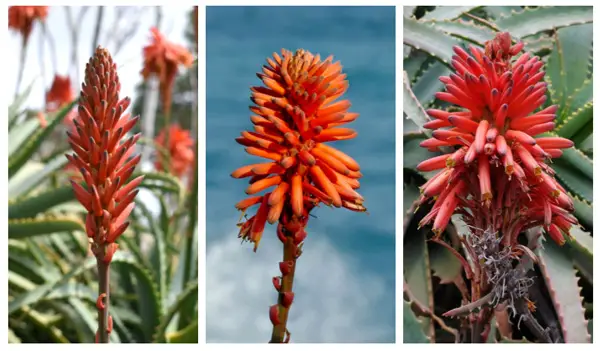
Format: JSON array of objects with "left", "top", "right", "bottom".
[
  {"left": 403, "top": 300, "right": 431, "bottom": 343},
  {"left": 555, "top": 102, "right": 593, "bottom": 140},
  {"left": 545, "top": 23, "right": 593, "bottom": 119},
  {"left": 154, "top": 281, "right": 198, "bottom": 342},
  {"left": 18, "top": 305, "right": 69, "bottom": 343},
  {"left": 8, "top": 79, "right": 36, "bottom": 123},
  {"left": 422, "top": 6, "right": 480, "bottom": 21},
  {"left": 8, "top": 328, "right": 21, "bottom": 343},
  {"left": 429, "top": 19, "right": 495, "bottom": 46},
  {"left": 495, "top": 6, "right": 593, "bottom": 38},
  {"left": 487, "top": 317, "right": 498, "bottom": 343},
  {"left": 564, "top": 226, "right": 593, "bottom": 284},
  {"left": 404, "top": 132, "right": 441, "bottom": 179},
  {"left": 166, "top": 319, "right": 198, "bottom": 343},
  {"left": 403, "top": 71, "right": 432, "bottom": 136},
  {"left": 551, "top": 159, "right": 592, "bottom": 204},
  {"left": 9, "top": 216, "right": 84, "bottom": 239},
  {"left": 9, "top": 186, "right": 75, "bottom": 219},
  {"left": 8, "top": 101, "right": 76, "bottom": 178},
  {"left": 428, "top": 242, "right": 462, "bottom": 284},
  {"left": 49, "top": 300, "right": 95, "bottom": 343},
  {"left": 135, "top": 171, "right": 186, "bottom": 206},
  {"left": 136, "top": 199, "right": 168, "bottom": 316},
  {"left": 405, "top": 50, "right": 430, "bottom": 82},
  {"left": 564, "top": 79, "right": 592, "bottom": 118},
  {"left": 559, "top": 146, "right": 593, "bottom": 180},
  {"left": 404, "top": 6, "right": 416, "bottom": 18},
  {"left": 536, "top": 237, "right": 591, "bottom": 343},
  {"left": 403, "top": 180, "right": 422, "bottom": 230},
  {"left": 523, "top": 35, "right": 553, "bottom": 55},
  {"left": 404, "top": 17, "right": 461, "bottom": 65},
  {"left": 484, "top": 6, "right": 521, "bottom": 19},
  {"left": 404, "top": 227, "right": 435, "bottom": 339},
  {"left": 8, "top": 118, "right": 40, "bottom": 157},
  {"left": 9, "top": 252, "right": 161, "bottom": 341},
  {"left": 412, "top": 61, "right": 451, "bottom": 108},
  {"left": 9, "top": 154, "right": 69, "bottom": 199},
  {"left": 169, "top": 216, "right": 198, "bottom": 331},
  {"left": 572, "top": 195, "right": 593, "bottom": 231}
]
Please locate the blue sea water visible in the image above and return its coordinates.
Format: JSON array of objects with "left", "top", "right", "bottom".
[{"left": 206, "top": 6, "right": 395, "bottom": 343}]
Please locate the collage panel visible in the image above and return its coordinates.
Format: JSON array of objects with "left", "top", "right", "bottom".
[
  {"left": 403, "top": 5, "right": 593, "bottom": 344},
  {"left": 206, "top": 5, "right": 396, "bottom": 343},
  {"left": 7, "top": 5, "right": 199, "bottom": 343}
]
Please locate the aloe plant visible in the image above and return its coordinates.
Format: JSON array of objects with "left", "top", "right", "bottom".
[
  {"left": 8, "top": 84, "right": 198, "bottom": 343},
  {"left": 403, "top": 6, "right": 592, "bottom": 343}
]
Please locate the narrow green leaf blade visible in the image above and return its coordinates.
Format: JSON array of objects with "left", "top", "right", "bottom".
[{"left": 9, "top": 216, "right": 84, "bottom": 239}]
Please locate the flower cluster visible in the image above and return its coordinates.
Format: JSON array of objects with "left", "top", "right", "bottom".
[
  {"left": 141, "top": 27, "right": 194, "bottom": 114},
  {"left": 416, "top": 32, "right": 576, "bottom": 246},
  {"left": 46, "top": 74, "right": 75, "bottom": 112},
  {"left": 155, "top": 124, "right": 195, "bottom": 178},
  {"left": 232, "top": 49, "right": 365, "bottom": 250},
  {"left": 67, "top": 46, "right": 143, "bottom": 262},
  {"left": 8, "top": 6, "right": 48, "bottom": 42}
]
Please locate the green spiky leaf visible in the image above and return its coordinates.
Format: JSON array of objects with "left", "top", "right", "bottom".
[
  {"left": 403, "top": 300, "right": 431, "bottom": 343},
  {"left": 8, "top": 216, "right": 84, "bottom": 239},
  {"left": 404, "top": 17, "right": 461, "bottom": 65},
  {"left": 8, "top": 100, "right": 76, "bottom": 178},
  {"left": 9, "top": 186, "right": 75, "bottom": 219},
  {"left": 536, "top": 236, "right": 591, "bottom": 343},
  {"left": 422, "top": 6, "right": 480, "bottom": 21},
  {"left": 495, "top": 6, "right": 593, "bottom": 38}
]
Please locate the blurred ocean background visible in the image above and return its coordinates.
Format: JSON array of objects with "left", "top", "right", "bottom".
[{"left": 206, "top": 6, "right": 395, "bottom": 343}]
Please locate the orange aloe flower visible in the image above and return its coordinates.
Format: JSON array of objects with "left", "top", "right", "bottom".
[
  {"left": 46, "top": 74, "right": 75, "bottom": 112},
  {"left": 8, "top": 6, "right": 48, "bottom": 43},
  {"left": 67, "top": 46, "right": 143, "bottom": 261},
  {"left": 141, "top": 27, "right": 194, "bottom": 115},
  {"left": 416, "top": 32, "right": 576, "bottom": 246},
  {"left": 232, "top": 48, "right": 365, "bottom": 343},
  {"left": 155, "top": 124, "right": 195, "bottom": 178},
  {"left": 232, "top": 49, "right": 365, "bottom": 251}
]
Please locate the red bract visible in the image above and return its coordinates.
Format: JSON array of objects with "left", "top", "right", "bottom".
[
  {"left": 67, "top": 46, "right": 143, "bottom": 263},
  {"left": 416, "top": 32, "right": 576, "bottom": 246},
  {"left": 155, "top": 124, "right": 195, "bottom": 178},
  {"left": 141, "top": 27, "right": 194, "bottom": 115},
  {"left": 8, "top": 6, "right": 48, "bottom": 42}
]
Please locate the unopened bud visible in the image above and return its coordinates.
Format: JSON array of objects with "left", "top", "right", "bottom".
[
  {"left": 269, "top": 304, "right": 280, "bottom": 326},
  {"left": 279, "top": 260, "right": 294, "bottom": 276},
  {"left": 293, "top": 229, "right": 307, "bottom": 245},
  {"left": 281, "top": 291, "right": 295, "bottom": 308},
  {"left": 272, "top": 276, "right": 282, "bottom": 291}
]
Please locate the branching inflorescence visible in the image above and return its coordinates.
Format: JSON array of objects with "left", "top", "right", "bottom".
[
  {"left": 232, "top": 49, "right": 366, "bottom": 343},
  {"left": 416, "top": 32, "right": 578, "bottom": 338}
]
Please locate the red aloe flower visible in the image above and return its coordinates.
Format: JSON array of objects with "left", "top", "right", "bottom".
[
  {"left": 232, "top": 49, "right": 365, "bottom": 343},
  {"left": 155, "top": 124, "right": 195, "bottom": 178},
  {"left": 416, "top": 32, "right": 575, "bottom": 247},
  {"left": 66, "top": 47, "right": 142, "bottom": 343},
  {"left": 8, "top": 6, "right": 48, "bottom": 43},
  {"left": 141, "top": 27, "right": 194, "bottom": 115},
  {"left": 46, "top": 74, "right": 75, "bottom": 112}
]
